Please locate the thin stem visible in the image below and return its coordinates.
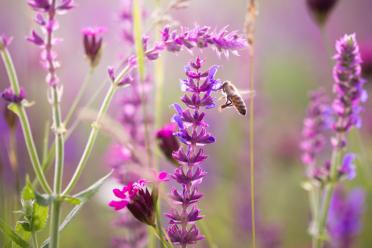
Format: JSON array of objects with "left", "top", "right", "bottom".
[
  {"left": 248, "top": 48, "right": 256, "bottom": 248},
  {"left": 0, "top": 49, "right": 52, "bottom": 194},
  {"left": 31, "top": 231, "right": 39, "bottom": 248},
  {"left": 64, "top": 68, "right": 95, "bottom": 126},
  {"left": 133, "top": 0, "right": 153, "bottom": 168},
  {"left": 63, "top": 66, "right": 130, "bottom": 195},
  {"left": 314, "top": 141, "right": 343, "bottom": 248}
]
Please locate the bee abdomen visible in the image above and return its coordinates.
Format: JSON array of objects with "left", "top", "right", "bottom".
[{"left": 231, "top": 95, "right": 246, "bottom": 115}]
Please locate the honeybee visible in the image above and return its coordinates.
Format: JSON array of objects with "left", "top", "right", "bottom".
[{"left": 219, "top": 81, "right": 253, "bottom": 116}]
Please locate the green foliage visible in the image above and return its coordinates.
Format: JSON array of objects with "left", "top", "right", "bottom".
[
  {"left": 0, "top": 219, "right": 31, "bottom": 248},
  {"left": 40, "top": 171, "right": 112, "bottom": 248}
]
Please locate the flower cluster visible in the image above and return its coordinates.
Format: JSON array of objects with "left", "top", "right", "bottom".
[
  {"left": 1, "top": 87, "right": 26, "bottom": 104},
  {"left": 82, "top": 27, "right": 105, "bottom": 68},
  {"left": 328, "top": 187, "right": 365, "bottom": 248},
  {"left": 306, "top": 0, "right": 338, "bottom": 26},
  {"left": 332, "top": 34, "right": 367, "bottom": 141},
  {"left": 166, "top": 57, "right": 220, "bottom": 246},
  {"left": 26, "top": 0, "right": 74, "bottom": 86},
  {"left": 109, "top": 172, "right": 168, "bottom": 227}
]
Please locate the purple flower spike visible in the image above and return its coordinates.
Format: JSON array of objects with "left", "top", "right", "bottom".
[
  {"left": 332, "top": 34, "right": 366, "bottom": 143},
  {"left": 82, "top": 26, "right": 106, "bottom": 67},
  {"left": 1, "top": 87, "right": 26, "bottom": 103},
  {"left": 0, "top": 34, "right": 13, "bottom": 50},
  {"left": 167, "top": 58, "right": 220, "bottom": 246},
  {"left": 328, "top": 187, "right": 365, "bottom": 248},
  {"left": 300, "top": 88, "right": 331, "bottom": 179},
  {"left": 306, "top": 0, "right": 338, "bottom": 26}
]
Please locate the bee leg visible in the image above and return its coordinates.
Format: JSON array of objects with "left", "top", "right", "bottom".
[{"left": 221, "top": 99, "right": 233, "bottom": 109}]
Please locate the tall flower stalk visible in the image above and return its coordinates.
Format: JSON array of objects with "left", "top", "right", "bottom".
[
  {"left": 166, "top": 57, "right": 220, "bottom": 247},
  {"left": 301, "top": 34, "right": 367, "bottom": 248},
  {"left": 26, "top": 0, "right": 74, "bottom": 246},
  {"left": 244, "top": 0, "right": 258, "bottom": 247}
]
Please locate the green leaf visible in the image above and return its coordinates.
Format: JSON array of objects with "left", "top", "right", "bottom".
[
  {"left": 21, "top": 183, "right": 34, "bottom": 201},
  {"left": 15, "top": 223, "right": 31, "bottom": 243},
  {"left": 0, "top": 219, "right": 31, "bottom": 248},
  {"left": 61, "top": 196, "right": 81, "bottom": 205},
  {"left": 31, "top": 204, "right": 48, "bottom": 231},
  {"left": 74, "top": 170, "right": 113, "bottom": 201},
  {"left": 7, "top": 103, "right": 21, "bottom": 116},
  {"left": 40, "top": 171, "right": 113, "bottom": 248}
]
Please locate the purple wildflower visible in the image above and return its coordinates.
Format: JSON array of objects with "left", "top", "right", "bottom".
[
  {"left": 156, "top": 123, "right": 180, "bottom": 165},
  {"left": 338, "top": 153, "right": 356, "bottom": 180},
  {"left": 166, "top": 57, "right": 220, "bottom": 246},
  {"left": 300, "top": 88, "right": 331, "bottom": 178},
  {"left": 328, "top": 187, "right": 365, "bottom": 248},
  {"left": 306, "top": 0, "right": 338, "bottom": 26},
  {"left": 1, "top": 87, "right": 26, "bottom": 103},
  {"left": 27, "top": 0, "right": 75, "bottom": 86},
  {"left": 332, "top": 34, "right": 367, "bottom": 146},
  {"left": 82, "top": 26, "right": 106, "bottom": 67},
  {"left": 0, "top": 34, "right": 13, "bottom": 50},
  {"left": 360, "top": 41, "right": 372, "bottom": 78}
]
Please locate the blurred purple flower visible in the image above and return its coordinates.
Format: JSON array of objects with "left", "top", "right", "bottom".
[
  {"left": 332, "top": 34, "right": 367, "bottom": 146},
  {"left": 166, "top": 57, "right": 220, "bottom": 246},
  {"left": 306, "top": 0, "right": 338, "bottom": 26},
  {"left": 360, "top": 41, "right": 372, "bottom": 78},
  {"left": 328, "top": 187, "right": 365, "bottom": 248},
  {"left": 300, "top": 88, "right": 331, "bottom": 176},
  {"left": 156, "top": 123, "right": 180, "bottom": 165},
  {"left": 82, "top": 26, "right": 106, "bottom": 67},
  {"left": 0, "top": 34, "right": 13, "bottom": 50},
  {"left": 1, "top": 87, "right": 26, "bottom": 103},
  {"left": 338, "top": 153, "right": 356, "bottom": 180}
]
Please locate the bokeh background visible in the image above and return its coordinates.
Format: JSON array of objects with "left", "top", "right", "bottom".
[{"left": 1, "top": 0, "right": 372, "bottom": 247}]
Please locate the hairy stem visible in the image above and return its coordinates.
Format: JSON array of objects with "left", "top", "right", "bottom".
[
  {"left": 0, "top": 48, "right": 51, "bottom": 194},
  {"left": 31, "top": 231, "right": 39, "bottom": 248}
]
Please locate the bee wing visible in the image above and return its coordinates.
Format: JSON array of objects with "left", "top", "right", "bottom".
[{"left": 238, "top": 89, "right": 256, "bottom": 98}]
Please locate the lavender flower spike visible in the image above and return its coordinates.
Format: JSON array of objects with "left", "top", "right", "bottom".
[
  {"left": 332, "top": 34, "right": 367, "bottom": 147},
  {"left": 167, "top": 57, "right": 220, "bottom": 246}
]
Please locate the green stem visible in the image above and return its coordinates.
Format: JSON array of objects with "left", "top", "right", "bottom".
[
  {"left": 0, "top": 49, "right": 52, "bottom": 194},
  {"left": 314, "top": 143, "right": 343, "bottom": 248},
  {"left": 49, "top": 85, "right": 65, "bottom": 248},
  {"left": 31, "top": 231, "right": 39, "bottom": 248},
  {"left": 63, "top": 66, "right": 130, "bottom": 195},
  {"left": 64, "top": 68, "right": 95, "bottom": 126}
]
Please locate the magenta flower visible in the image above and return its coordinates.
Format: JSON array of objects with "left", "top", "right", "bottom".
[
  {"left": 156, "top": 123, "right": 180, "bottom": 165},
  {"left": 1, "top": 87, "right": 26, "bottom": 103},
  {"left": 0, "top": 34, "right": 13, "bottom": 50},
  {"left": 109, "top": 173, "right": 168, "bottom": 227},
  {"left": 82, "top": 26, "right": 106, "bottom": 67},
  {"left": 166, "top": 57, "right": 220, "bottom": 246}
]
